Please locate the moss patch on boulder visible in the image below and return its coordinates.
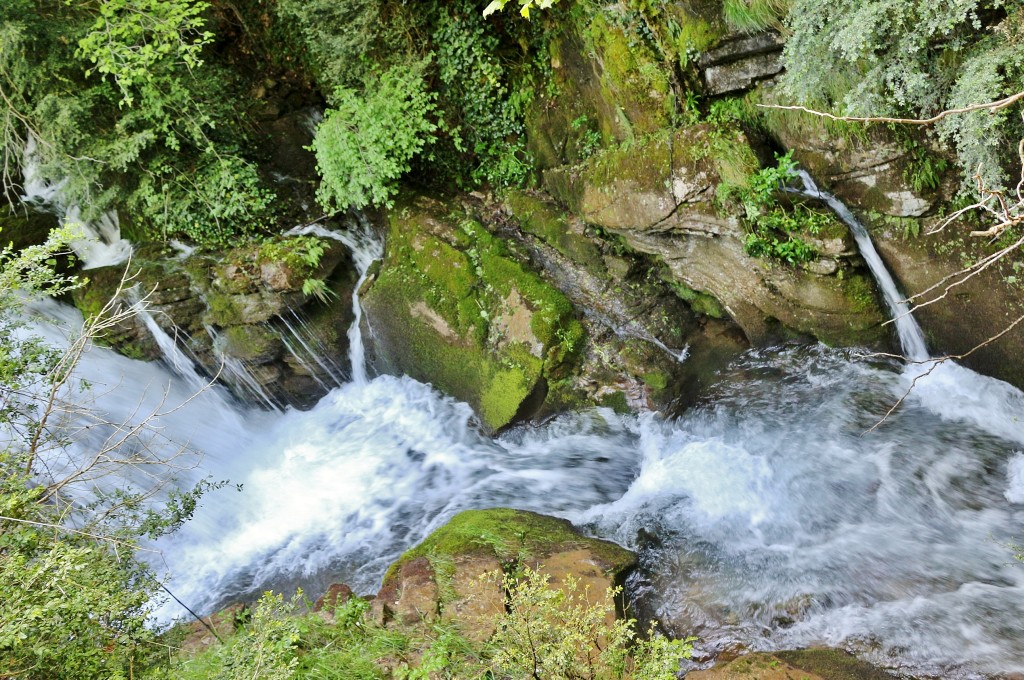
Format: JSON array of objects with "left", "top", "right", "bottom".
[
  {"left": 361, "top": 196, "right": 585, "bottom": 431},
  {"left": 385, "top": 508, "right": 635, "bottom": 586}
]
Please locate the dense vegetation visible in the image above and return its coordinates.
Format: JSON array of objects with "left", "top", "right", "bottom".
[{"left": 3, "top": 0, "right": 1024, "bottom": 677}]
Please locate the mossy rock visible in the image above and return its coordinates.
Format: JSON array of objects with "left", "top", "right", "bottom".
[
  {"left": 524, "top": 7, "right": 672, "bottom": 170},
  {"left": 0, "top": 204, "right": 59, "bottom": 251},
  {"left": 215, "top": 324, "right": 282, "bottom": 364},
  {"left": 503, "top": 190, "right": 605, "bottom": 274},
  {"left": 361, "top": 195, "right": 585, "bottom": 431},
  {"left": 688, "top": 650, "right": 895, "bottom": 679},
  {"left": 385, "top": 508, "right": 635, "bottom": 586}
]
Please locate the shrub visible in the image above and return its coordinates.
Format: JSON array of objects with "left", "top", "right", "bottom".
[{"left": 311, "top": 61, "right": 437, "bottom": 212}]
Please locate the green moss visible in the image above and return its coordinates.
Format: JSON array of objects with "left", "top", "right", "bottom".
[
  {"left": 640, "top": 370, "right": 669, "bottom": 392},
  {"left": 776, "top": 649, "right": 896, "bottom": 680},
  {"left": 202, "top": 289, "right": 246, "bottom": 327},
  {"left": 480, "top": 367, "right": 535, "bottom": 430},
  {"left": 503, "top": 191, "right": 605, "bottom": 274},
  {"left": 841, "top": 272, "right": 881, "bottom": 314},
  {"left": 218, "top": 324, "right": 280, "bottom": 363},
  {"left": 386, "top": 509, "right": 635, "bottom": 584},
  {"left": 667, "top": 280, "right": 726, "bottom": 319},
  {"left": 583, "top": 13, "right": 672, "bottom": 137},
  {"left": 363, "top": 197, "right": 585, "bottom": 430},
  {"left": 598, "top": 391, "right": 630, "bottom": 414}
]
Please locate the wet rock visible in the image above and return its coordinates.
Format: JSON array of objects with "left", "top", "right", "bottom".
[
  {"left": 871, "top": 214, "right": 1024, "bottom": 389},
  {"left": 71, "top": 230, "right": 359, "bottom": 409}
]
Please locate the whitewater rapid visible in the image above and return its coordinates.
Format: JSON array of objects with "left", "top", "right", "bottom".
[{"left": 14, "top": 195, "right": 1024, "bottom": 678}]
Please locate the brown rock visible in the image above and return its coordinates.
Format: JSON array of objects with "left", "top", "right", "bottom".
[
  {"left": 178, "top": 603, "right": 245, "bottom": 655},
  {"left": 441, "top": 554, "right": 505, "bottom": 643},
  {"left": 372, "top": 556, "right": 439, "bottom": 627},
  {"left": 313, "top": 583, "right": 353, "bottom": 613}
]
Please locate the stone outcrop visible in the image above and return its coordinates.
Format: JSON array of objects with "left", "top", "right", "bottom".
[
  {"left": 365, "top": 508, "right": 635, "bottom": 640},
  {"left": 870, "top": 214, "right": 1024, "bottom": 387},
  {"left": 72, "top": 233, "right": 358, "bottom": 409},
  {"left": 699, "top": 33, "right": 785, "bottom": 96},
  {"left": 544, "top": 128, "right": 889, "bottom": 347}
]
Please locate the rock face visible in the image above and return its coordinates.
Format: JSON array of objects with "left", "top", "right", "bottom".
[
  {"left": 544, "top": 128, "right": 889, "bottom": 347},
  {"left": 699, "top": 33, "right": 785, "bottom": 96},
  {"left": 870, "top": 215, "right": 1024, "bottom": 387},
  {"left": 361, "top": 192, "right": 749, "bottom": 430},
  {"left": 72, "top": 233, "right": 358, "bottom": 409}
]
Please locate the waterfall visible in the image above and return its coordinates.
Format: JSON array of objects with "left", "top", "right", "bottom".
[
  {"left": 13, "top": 200, "right": 1024, "bottom": 678},
  {"left": 286, "top": 216, "right": 383, "bottom": 384},
  {"left": 20, "top": 137, "right": 132, "bottom": 270},
  {"left": 789, "top": 170, "right": 930, "bottom": 361}
]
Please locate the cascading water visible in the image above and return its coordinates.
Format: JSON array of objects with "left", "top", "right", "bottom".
[
  {"left": 20, "top": 136, "right": 132, "bottom": 270},
  {"left": 15, "top": 195, "right": 1024, "bottom": 678},
  {"left": 790, "top": 170, "right": 930, "bottom": 361},
  {"left": 286, "top": 216, "right": 382, "bottom": 384}
]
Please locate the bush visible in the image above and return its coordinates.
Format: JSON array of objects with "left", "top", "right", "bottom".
[
  {"left": 156, "top": 567, "right": 691, "bottom": 679},
  {"left": 311, "top": 61, "right": 437, "bottom": 212},
  {"left": 781, "top": 0, "right": 1024, "bottom": 191}
]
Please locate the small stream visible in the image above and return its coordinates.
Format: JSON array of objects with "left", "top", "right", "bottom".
[{"left": 13, "top": 177, "right": 1024, "bottom": 678}]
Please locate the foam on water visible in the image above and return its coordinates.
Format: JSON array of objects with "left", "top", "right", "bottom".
[{"left": 19, "top": 299, "right": 1024, "bottom": 678}]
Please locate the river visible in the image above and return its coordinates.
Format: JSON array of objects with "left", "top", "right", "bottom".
[{"left": 17, "top": 185, "right": 1024, "bottom": 678}]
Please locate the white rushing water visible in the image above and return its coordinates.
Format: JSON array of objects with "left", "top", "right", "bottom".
[
  {"left": 14, "top": 195, "right": 1024, "bottom": 678},
  {"left": 790, "top": 170, "right": 930, "bottom": 362},
  {"left": 20, "top": 136, "right": 132, "bottom": 270}
]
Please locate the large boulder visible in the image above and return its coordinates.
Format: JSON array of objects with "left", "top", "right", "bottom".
[
  {"left": 360, "top": 195, "right": 585, "bottom": 431},
  {"left": 369, "top": 509, "right": 636, "bottom": 640}
]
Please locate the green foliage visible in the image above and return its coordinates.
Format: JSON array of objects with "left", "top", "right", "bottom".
[
  {"left": 722, "top": 0, "right": 789, "bottom": 33},
  {"left": 312, "top": 61, "right": 437, "bottom": 212},
  {"left": 781, "top": 0, "right": 1024, "bottom": 192},
  {"left": 1, "top": 0, "right": 280, "bottom": 246},
  {"left": 732, "top": 151, "right": 834, "bottom": 266},
  {"left": 157, "top": 567, "right": 690, "bottom": 680},
  {"left": 490, "top": 567, "right": 689, "bottom": 679},
  {"left": 484, "top": 0, "right": 559, "bottom": 19},
  {"left": 430, "top": 3, "right": 540, "bottom": 189},
  {"left": 901, "top": 139, "right": 950, "bottom": 193},
  {"left": 76, "top": 0, "right": 214, "bottom": 107},
  {"left": 571, "top": 115, "right": 604, "bottom": 160},
  {"left": 274, "top": 0, "right": 402, "bottom": 91}
]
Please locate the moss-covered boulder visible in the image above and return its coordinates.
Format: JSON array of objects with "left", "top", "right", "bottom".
[
  {"left": 687, "top": 650, "right": 897, "bottom": 680},
  {"left": 371, "top": 509, "right": 636, "bottom": 637},
  {"left": 361, "top": 195, "right": 585, "bottom": 431}
]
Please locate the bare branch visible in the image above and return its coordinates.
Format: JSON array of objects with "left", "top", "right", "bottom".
[{"left": 758, "top": 90, "right": 1024, "bottom": 126}]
